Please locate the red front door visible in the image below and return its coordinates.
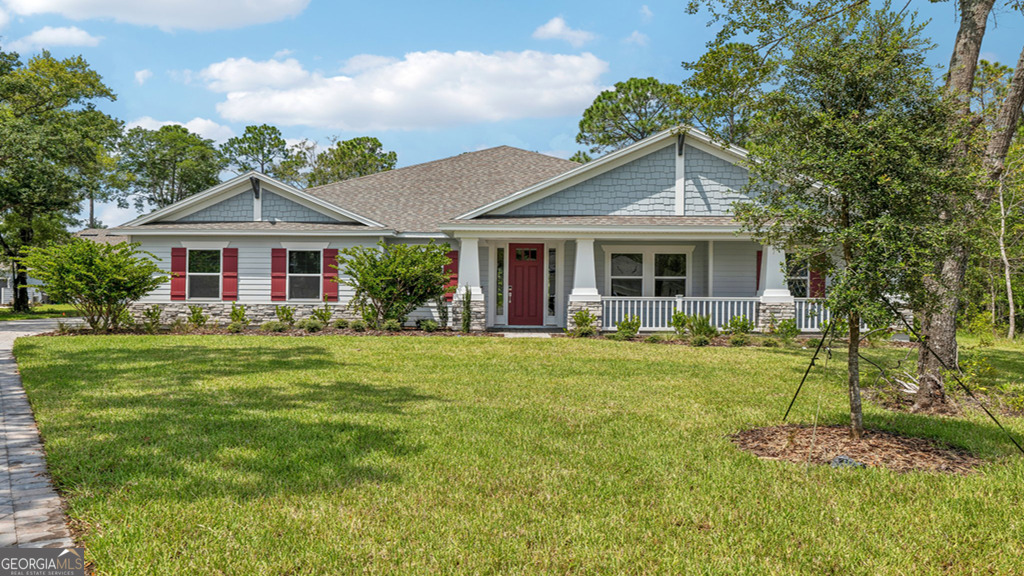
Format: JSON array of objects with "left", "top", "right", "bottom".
[{"left": 508, "top": 243, "right": 545, "bottom": 326}]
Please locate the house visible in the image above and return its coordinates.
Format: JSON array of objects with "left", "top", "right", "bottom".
[{"left": 110, "top": 127, "right": 828, "bottom": 331}]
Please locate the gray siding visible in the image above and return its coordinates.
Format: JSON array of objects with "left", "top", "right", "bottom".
[
  {"left": 712, "top": 241, "right": 759, "bottom": 297},
  {"left": 262, "top": 191, "right": 340, "bottom": 223},
  {"left": 179, "top": 192, "right": 253, "bottom": 222},
  {"left": 507, "top": 144, "right": 676, "bottom": 216},
  {"left": 684, "top": 144, "right": 750, "bottom": 216}
]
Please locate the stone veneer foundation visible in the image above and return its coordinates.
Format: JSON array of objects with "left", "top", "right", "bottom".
[
  {"left": 128, "top": 302, "right": 360, "bottom": 326},
  {"left": 567, "top": 300, "right": 603, "bottom": 331}
]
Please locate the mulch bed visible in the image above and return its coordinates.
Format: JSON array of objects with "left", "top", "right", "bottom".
[
  {"left": 43, "top": 326, "right": 502, "bottom": 338},
  {"left": 732, "top": 424, "right": 985, "bottom": 474}
]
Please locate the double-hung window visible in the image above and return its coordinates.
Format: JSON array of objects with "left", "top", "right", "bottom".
[
  {"left": 654, "top": 254, "right": 686, "bottom": 296},
  {"left": 607, "top": 246, "right": 691, "bottom": 297},
  {"left": 785, "top": 254, "right": 809, "bottom": 298},
  {"left": 288, "top": 250, "right": 321, "bottom": 299},
  {"left": 609, "top": 253, "right": 644, "bottom": 296},
  {"left": 187, "top": 249, "right": 220, "bottom": 299}
]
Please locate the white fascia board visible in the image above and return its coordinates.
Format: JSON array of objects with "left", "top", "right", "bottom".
[
  {"left": 392, "top": 232, "right": 451, "bottom": 239},
  {"left": 441, "top": 224, "right": 746, "bottom": 239},
  {"left": 120, "top": 228, "right": 395, "bottom": 237}
]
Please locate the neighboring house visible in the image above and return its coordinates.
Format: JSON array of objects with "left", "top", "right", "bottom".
[{"left": 110, "top": 127, "right": 828, "bottom": 331}]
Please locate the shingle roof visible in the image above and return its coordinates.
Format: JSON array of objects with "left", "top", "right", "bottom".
[
  {"left": 75, "top": 228, "right": 127, "bottom": 244},
  {"left": 304, "top": 146, "right": 579, "bottom": 233},
  {"left": 109, "top": 221, "right": 383, "bottom": 233},
  {"left": 442, "top": 215, "right": 739, "bottom": 228}
]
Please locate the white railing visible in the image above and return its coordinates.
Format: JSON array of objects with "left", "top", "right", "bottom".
[
  {"left": 794, "top": 298, "right": 831, "bottom": 332},
  {"left": 602, "top": 297, "right": 760, "bottom": 331}
]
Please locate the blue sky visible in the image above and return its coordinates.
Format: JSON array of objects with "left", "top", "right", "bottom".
[{"left": 0, "top": 0, "right": 1022, "bottom": 227}]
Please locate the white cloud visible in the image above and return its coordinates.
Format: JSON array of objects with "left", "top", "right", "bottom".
[
  {"left": 532, "top": 17, "right": 595, "bottom": 48},
  {"left": 199, "top": 57, "right": 309, "bottom": 92},
  {"left": 640, "top": 5, "right": 653, "bottom": 22},
  {"left": 202, "top": 50, "right": 609, "bottom": 131},
  {"left": 340, "top": 54, "right": 398, "bottom": 74},
  {"left": 624, "top": 31, "right": 649, "bottom": 46},
  {"left": 2, "top": 0, "right": 310, "bottom": 32},
  {"left": 128, "top": 116, "right": 234, "bottom": 143},
  {"left": 134, "top": 69, "right": 152, "bottom": 85},
  {"left": 8, "top": 26, "right": 102, "bottom": 52},
  {"left": 96, "top": 202, "right": 140, "bottom": 227},
  {"left": 0, "top": 8, "right": 9, "bottom": 30},
  {"left": 273, "top": 48, "right": 294, "bottom": 59}
]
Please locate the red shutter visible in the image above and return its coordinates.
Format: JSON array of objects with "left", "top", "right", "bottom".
[
  {"left": 171, "top": 247, "right": 187, "bottom": 300},
  {"left": 271, "top": 248, "right": 287, "bottom": 301},
  {"left": 222, "top": 248, "right": 238, "bottom": 301},
  {"left": 809, "top": 268, "right": 826, "bottom": 298},
  {"left": 323, "top": 248, "right": 339, "bottom": 301},
  {"left": 755, "top": 250, "right": 763, "bottom": 292},
  {"left": 443, "top": 250, "right": 459, "bottom": 302}
]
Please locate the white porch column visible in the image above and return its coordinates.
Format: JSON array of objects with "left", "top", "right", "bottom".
[
  {"left": 456, "top": 237, "right": 484, "bottom": 300},
  {"left": 759, "top": 245, "right": 793, "bottom": 303},
  {"left": 569, "top": 238, "right": 600, "bottom": 301}
]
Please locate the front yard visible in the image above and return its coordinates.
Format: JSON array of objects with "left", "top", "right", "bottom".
[{"left": 14, "top": 335, "right": 1024, "bottom": 575}]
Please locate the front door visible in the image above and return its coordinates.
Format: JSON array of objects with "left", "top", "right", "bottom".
[{"left": 508, "top": 243, "right": 545, "bottom": 325}]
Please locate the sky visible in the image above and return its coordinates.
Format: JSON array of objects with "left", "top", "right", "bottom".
[{"left": 1, "top": 0, "right": 1023, "bottom": 228}]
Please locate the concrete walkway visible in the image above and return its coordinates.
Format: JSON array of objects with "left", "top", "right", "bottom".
[{"left": 0, "top": 318, "right": 81, "bottom": 548}]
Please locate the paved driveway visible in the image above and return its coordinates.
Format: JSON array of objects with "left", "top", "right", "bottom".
[{"left": 0, "top": 318, "right": 83, "bottom": 548}]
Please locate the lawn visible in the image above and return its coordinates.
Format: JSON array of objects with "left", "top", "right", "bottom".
[
  {"left": 14, "top": 335, "right": 1024, "bottom": 575},
  {"left": 0, "top": 303, "right": 78, "bottom": 321}
]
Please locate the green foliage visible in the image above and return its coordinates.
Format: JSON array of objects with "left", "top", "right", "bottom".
[
  {"left": 260, "top": 321, "right": 287, "bottom": 332},
  {"left": 436, "top": 297, "right": 449, "bottom": 329},
  {"left": 688, "top": 315, "right": 719, "bottom": 339},
  {"left": 275, "top": 305, "right": 295, "bottom": 326},
  {"left": 296, "top": 318, "right": 324, "bottom": 333},
  {"left": 230, "top": 302, "right": 249, "bottom": 326},
  {"left": 418, "top": 319, "right": 439, "bottom": 332},
  {"left": 615, "top": 315, "right": 642, "bottom": 339},
  {"left": 671, "top": 311, "right": 689, "bottom": 337},
  {"left": 644, "top": 334, "right": 663, "bottom": 344},
  {"left": 691, "top": 334, "right": 711, "bottom": 347},
  {"left": 227, "top": 321, "right": 245, "bottom": 333},
  {"left": 774, "top": 319, "right": 799, "bottom": 341},
  {"left": 116, "top": 124, "right": 225, "bottom": 211},
  {"left": 460, "top": 290, "right": 472, "bottom": 333},
  {"left": 117, "top": 308, "right": 136, "bottom": 330},
  {"left": 220, "top": 124, "right": 288, "bottom": 175},
  {"left": 725, "top": 315, "right": 754, "bottom": 335},
  {"left": 568, "top": 151, "right": 592, "bottom": 164},
  {"left": 20, "top": 239, "right": 167, "bottom": 331},
  {"left": 304, "top": 136, "right": 397, "bottom": 187},
  {"left": 187, "top": 305, "right": 208, "bottom": 329},
  {"left": 142, "top": 305, "right": 162, "bottom": 334},
  {"left": 762, "top": 338, "right": 780, "bottom": 348},
  {"left": 382, "top": 319, "right": 403, "bottom": 332},
  {"left": 567, "top": 309, "right": 598, "bottom": 338},
  {"left": 729, "top": 333, "right": 750, "bottom": 347},
  {"left": 338, "top": 240, "right": 453, "bottom": 329},
  {"left": 968, "top": 311, "right": 995, "bottom": 347},
  {"left": 576, "top": 77, "right": 686, "bottom": 154},
  {"left": 332, "top": 318, "right": 350, "bottom": 330},
  {"left": 820, "top": 317, "right": 849, "bottom": 338},
  {"left": 310, "top": 301, "right": 334, "bottom": 324},
  {"left": 349, "top": 319, "right": 367, "bottom": 332}
]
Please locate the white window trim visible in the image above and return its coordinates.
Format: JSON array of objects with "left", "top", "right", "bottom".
[
  {"left": 785, "top": 255, "right": 811, "bottom": 299},
  {"left": 287, "top": 248, "right": 322, "bottom": 301},
  {"left": 186, "top": 248, "right": 222, "bottom": 301},
  {"left": 604, "top": 245, "right": 695, "bottom": 298}
]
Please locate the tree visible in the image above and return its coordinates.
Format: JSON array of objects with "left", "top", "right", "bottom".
[
  {"left": 116, "top": 125, "right": 224, "bottom": 211},
  {"left": 568, "top": 151, "right": 592, "bottom": 164},
  {"left": 735, "top": 9, "right": 962, "bottom": 438},
  {"left": 576, "top": 77, "right": 686, "bottom": 155},
  {"left": 21, "top": 239, "right": 166, "bottom": 331},
  {"left": 306, "top": 137, "right": 397, "bottom": 187},
  {"left": 274, "top": 138, "right": 318, "bottom": 188},
  {"left": 0, "top": 49, "right": 120, "bottom": 311},
  {"left": 220, "top": 124, "right": 289, "bottom": 175},
  {"left": 337, "top": 240, "right": 453, "bottom": 328}
]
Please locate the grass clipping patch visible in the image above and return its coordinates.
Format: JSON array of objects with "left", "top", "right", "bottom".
[{"left": 733, "top": 425, "right": 984, "bottom": 474}]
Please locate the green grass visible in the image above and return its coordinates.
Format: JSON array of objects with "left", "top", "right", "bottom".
[
  {"left": 14, "top": 335, "right": 1024, "bottom": 575},
  {"left": 0, "top": 303, "right": 78, "bottom": 321}
]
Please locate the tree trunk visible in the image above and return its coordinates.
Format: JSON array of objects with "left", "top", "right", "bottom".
[
  {"left": 89, "top": 193, "right": 95, "bottom": 228},
  {"left": 848, "top": 312, "right": 863, "bottom": 440},
  {"left": 999, "top": 180, "right": 1017, "bottom": 339},
  {"left": 11, "top": 227, "right": 33, "bottom": 313},
  {"left": 946, "top": 0, "right": 995, "bottom": 111}
]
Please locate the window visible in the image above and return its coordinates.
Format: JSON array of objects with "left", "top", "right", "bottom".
[
  {"left": 786, "top": 254, "right": 809, "bottom": 298},
  {"left": 495, "top": 247, "right": 505, "bottom": 316},
  {"left": 654, "top": 254, "right": 686, "bottom": 296},
  {"left": 288, "top": 250, "right": 321, "bottom": 299},
  {"left": 610, "top": 253, "right": 643, "bottom": 296},
  {"left": 187, "top": 249, "right": 220, "bottom": 299},
  {"left": 548, "top": 248, "right": 557, "bottom": 317}
]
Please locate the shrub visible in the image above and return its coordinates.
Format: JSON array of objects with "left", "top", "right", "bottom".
[
  {"left": 261, "top": 321, "right": 287, "bottom": 332},
  {"left": 230, "top": 302, "right": 249, "bottom": 326},
  {"left": 227, "top": 321, "right": 245, "bottom": 333},
  {"left": 349, "top": 319, "right": 368, "bottom": 332},
  {"left": 418, "top": 319, "right": 439, "bottom": 332},
  {"left": 332, "top": 318, "right": 350, "bottom": 330},
  {"left": 775, "top": 318, "right": 800, "bottom": 341},
  {"left": 170, "top": 318, "right": 187, "bottom": 333},
  {"left": 567, "top": 309, "right": 598, "bottom": 338},
  {"left": 461, "top": 290, "right": 472, "bottom": 333},
  {"left": 691, "top": 334, "right": 711, "bottom": 347},
  {"left": 275, "top": 305, "right": 296, "bottom": 326},
  {"left": 726, "top": 315, "right": 754, "bottom": 335},
  {"left": 615, "top": 315, "right": 642, "bottom": 339},
  {"left": 142, "top": 305, "right": 162, "bottom": 334},
  {"left": 187, "top": 305, "right": 208, "bottom": 329},
  {"left": 670, "top": 311, "right": 688, "bottom": 337},
  {"left": 117, "top": 308, "right": 137, "bottom": 330},
  {"left": 644, "top": 334, "right": 663, "bottom": 344},
  {"left": 296, "top": 318, "right": 324, "bottom": 333},
  {"left": 20, "top": 239, "right": 167, "bottom": 332},
  {"left": 436, "top": 297, "right": 450, "bottom": 329},
  {"left": 382, "top": 318, "right": 404, "bottom": 332},
  {"left": 311, "top": 301, "right": 333, "bottom": 324},
  {"left": 729, "top": 333, "right": 750, "bottom": 347},
  {"left": 688, "top": 315, "right": 718, "bottom": 339},
  {"left": 763, "top": 338, "right": 781, "bottom": 348},
  {"left": 968, "top": 311, "right": 995, "bottom": 347},
  {"left": 338, "top": 240, "right": 454, "bottom": 328}
]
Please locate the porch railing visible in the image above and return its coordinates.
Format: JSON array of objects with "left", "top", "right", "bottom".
[
  {"left": 602, "top": 297, "right": 760, "bottom": 331},
  {"left": 794, "top": 298, "right": 830, "bottom": 332}
]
